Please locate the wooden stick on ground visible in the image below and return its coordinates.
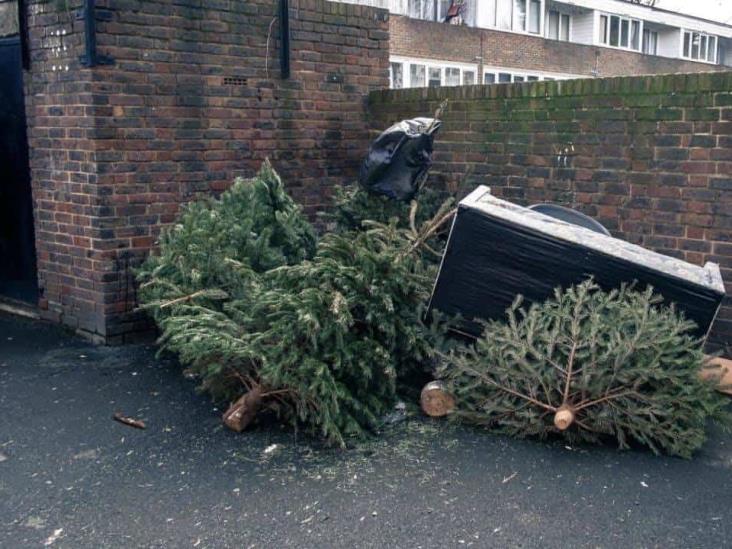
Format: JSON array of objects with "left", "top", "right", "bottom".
[{"left": 112, "top": 412, "right": 146, "bottom": 430}]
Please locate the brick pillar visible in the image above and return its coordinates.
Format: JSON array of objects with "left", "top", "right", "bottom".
[{"left": 24, "top": 0, "right": 390, "bottom": 343}]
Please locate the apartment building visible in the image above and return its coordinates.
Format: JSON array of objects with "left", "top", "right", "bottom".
[{"left": 343, "top": 0, "right": 732, "bottom": 87}]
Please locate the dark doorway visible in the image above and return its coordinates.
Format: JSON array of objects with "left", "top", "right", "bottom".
[{"left": 0, "top": 35, "right": 37, "bottom": 304}]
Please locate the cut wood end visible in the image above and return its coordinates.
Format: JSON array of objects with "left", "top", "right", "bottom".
[
  {"left": 554, "top": 406, "right": 575, "bottom": 431},
  {"left": 223, "top": 387, "right": 263, "bottom": 433},
  {"left": 420, "top": 381, "right": 456, "bottom": 418},
  {"left": 701, "top": 356, "right": 732, "bottom": 396}
]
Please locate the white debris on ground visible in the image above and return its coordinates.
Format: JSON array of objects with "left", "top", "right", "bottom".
[
  {"left": 42, "top": 528, "right": 63, "bottom": 546},
  {"left": 261, "top": 444, "right": 282, "bottom": 460}
]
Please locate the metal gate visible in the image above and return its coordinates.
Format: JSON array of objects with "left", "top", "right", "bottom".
[{"left": 0, "top": 35, "right": 37, "bottom": 304}]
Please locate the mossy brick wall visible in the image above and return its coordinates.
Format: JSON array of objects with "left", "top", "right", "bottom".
[
  {"left": 23, "top": 0, "right": 389, "bottom": 343},
  {"left": 368, "top": 72, "right": 732, "bottom": 350}
]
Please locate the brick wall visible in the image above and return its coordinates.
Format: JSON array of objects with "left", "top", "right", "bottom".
[
  {"left": 24, "top": 0, "right": 389, "bottom": 342},
  {"left": 23, "top": 0, "right": 98, "bottom": 334},
  {"left": 390, "top": 16, "right": 725, "bottom": 78},
  {"left": 368, "top": 72, "right": 732, "bottom": 350}
]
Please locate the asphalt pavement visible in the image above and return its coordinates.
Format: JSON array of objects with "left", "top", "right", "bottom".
[{"left": 1, "top": 312, "right": 731, "bottom": 548}]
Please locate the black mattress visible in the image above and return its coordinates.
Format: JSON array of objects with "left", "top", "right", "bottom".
[{"left": 428, "top": 187, "right": 726, "bottom": 340}]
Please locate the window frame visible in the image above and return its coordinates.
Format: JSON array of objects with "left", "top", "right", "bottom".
[
  {"left": 486, "top": 0, "right": 544, "bottom": 35},
  {"left": 546, "top": 9, "right": 570, "bottom": 42},
  {"left": 390, "top": 57, "right": 479, "bottom": 89},
  {"left": 483, "top": 67, "right": 578, "bottom": 84},
  {"left": 598, "top": 12, "right": 643, "bottom": 52},
  {"left": 444, "top": 66, "right": 461, "bottom": 86},
  {"left": 389, "top": 61, "right": 404, "bottom": 89},
  {"left": 406, "top": 0, "right": 476, "bottom": 25},
  {"left": 428, "top": 66, "right": 442, "bottom": 87},
  {"left": 682, "top": 30, "right": 719, "bottom": 64},
  {"left": 642, "top": 28, "right": 658, "bottom": 56}
]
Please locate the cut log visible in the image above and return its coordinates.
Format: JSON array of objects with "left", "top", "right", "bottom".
[
  {"left": 223, "top": 387, "right": 263, "bottom": 432},
  {"left": 420, "top": 381, "right": 455, "bottom": 417},
  {"left": 553, "top": 405, "right": 575, "bottom": 431},
  {"left": 701, "top": 356, "right": 732, "bottom": 396}
]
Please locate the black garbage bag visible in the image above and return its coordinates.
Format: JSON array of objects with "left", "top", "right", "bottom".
[{"left": 359, "top": 117, "right": 441, "bottom": 202}]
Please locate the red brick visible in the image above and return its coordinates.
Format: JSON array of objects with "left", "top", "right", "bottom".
[{"left": 24, "top": 0, "right": 389, "bottom": 343}]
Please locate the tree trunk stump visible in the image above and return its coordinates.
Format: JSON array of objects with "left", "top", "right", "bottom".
[
  {"left": 421, "top": 381, "right": 455, "bottom": 417},
  {"left": 223, "top": 387, "right": 263, "bottom": 432},
  {"left": 702, "top": 356, "right": 732, "bottom": 396}
]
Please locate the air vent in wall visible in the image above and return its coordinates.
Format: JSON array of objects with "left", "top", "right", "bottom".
[{"left": 223, "top": 77, "right": 248, "bottom": 86}]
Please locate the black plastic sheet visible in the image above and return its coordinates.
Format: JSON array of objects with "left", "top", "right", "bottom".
[
  {"left": 429, "top": 187, "right": 726, "bottom": 340},
  {"left": 359, "top": 117, "right": 441, "bottom": 202}
]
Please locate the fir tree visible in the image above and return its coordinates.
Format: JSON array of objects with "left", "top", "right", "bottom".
[
  {"left": 137, "top": 161, "right": 449, "bottom": 447},
  {"left": 326, "top": 183, "right": 453, "bottom": 234},
  {"left": 439, "top": 280, "right": 731, "bottom": 458},
  {"left": 137, "top": 159, "right": 316, "bottom": 318},
  {"left": 325, "top": 183, "right": 459, "bottom": 268}
]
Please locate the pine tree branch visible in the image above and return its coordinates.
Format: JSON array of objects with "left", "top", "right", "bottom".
[
  {"left": 574, "top": 417, "right": 601, "bottom": 434},
  {"left": 409, "top": 200, "right": 418, "bottom": 235},
  {"left": 562, "top": 341, "right": 578, "bottom": 405},
  {"left": 459, "top": 363, "right": 556, "bottom": 412},
  {"left": 260, "top": 389, "right": 292, "bottom": 398},
  {"left": 404, "top": 207, "right": 457, "bottom": 257},
  {"left": 158, "top": 290, "right": 211, "bottom": 310},
  {"left": 227, "top": 368, "right": 254, "bottom": 391},
  {"left": 575, "top": 389, "right": 642, "bottom": 411}
]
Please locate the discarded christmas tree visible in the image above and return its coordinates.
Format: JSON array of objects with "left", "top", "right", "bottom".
[
  {"left": 137, "top": 159, "right": 316, "bottom": 320},
  {"left": 138, "top": 160, "right": 448, "bottom": 447},
  {"left": 439, "top": 280, "right": 731, "bottom": 458},
  {"left": 151, "top": 221, "right": 445, "bottom": 446}
]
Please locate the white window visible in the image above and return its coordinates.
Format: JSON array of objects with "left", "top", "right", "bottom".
[
  {"left": 511, "top": 74, "right": 539, "bottom": 82},
  {"left": 546, "top": 10, "right": 569, "bottom": 41},
  {"left": 483, "top": 67, "right": 577, "bottom": 84},
  {"left": 642, "top": 29, "right": 658, "bottom": 56},
  {"left": 408, "top": 0, "right": 434, "bottom": 20},
  {"left": 528, "top": 0, "right": 541, "bottom": 34},
  {"left": 486, "top": 0, "right": 541, "bottom": 34},
  {"left": 599, "top": 13, "right": 641, "bottom": 51},
  {"left": 683, "top": 30, "right": 718, "bottom": 63},
  {"left": 445, "top": 67, "right": 461, "bottom": 86},
  {"left": 708, "top": 36, "right": 718, "bottom": 63},
  {"left": 513, "top": 0, "right": 526, "bottom": 32},
  {"left": 428, "top": 66, "right": 442, "bottom": 87},
  {"left": 410, "top": 64, "right": 426, "bottom": 87},
  {"left": 496, "top": 0, "right": 512, "bottom": 30},
  {"left": 390, "top": 62, "right": 404, "bottom": 89},
  {"left": 393, "top": 58, "right": 478, "bottom": 88},
  {"left": 406, "top": 0, "right": 476, "bottom": 24},
  {"left": 620, "top": 19, "right": 629, "bottom": 48},
  {"left": 631, "top": 20, "right": 641, "bottom": 50}
]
